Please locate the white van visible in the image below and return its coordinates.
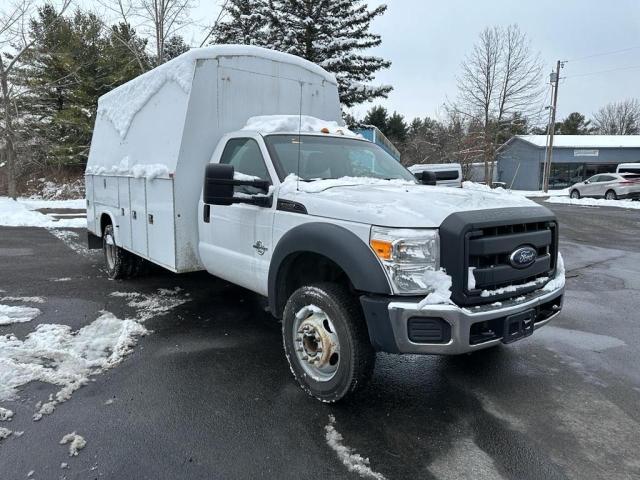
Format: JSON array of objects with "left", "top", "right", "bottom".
[
  {"left": 617, "top": 163, "right": 640, "bottom": 174},
  {"left": 408, "top": 163, "right": 463, "bottom": 187},
  {"left": 86, "top": 46, "right": 564, "bottom": 402}
]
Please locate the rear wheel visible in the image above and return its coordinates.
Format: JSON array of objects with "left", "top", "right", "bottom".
[
  {"left": 570, "top": 189, "right": 581, "bottom": 199},
  {"left": 605, "top": 189, "right": 617, "bottom": 200},
  {"left": 103, "top": 224, "right": 137, "bottom": 279},
  {"left": 282, "top": 282, "right": 375, "bottom": 402}
]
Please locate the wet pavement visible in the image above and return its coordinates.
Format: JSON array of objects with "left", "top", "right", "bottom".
[{"left": 0, "top": 202, "right": 639, "bottom": 479}]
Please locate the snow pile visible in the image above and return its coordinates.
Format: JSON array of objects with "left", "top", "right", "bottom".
[
  {"left": 0, "top": 312, "right": 148, "bottom": 420},
  {"left": 0, "top": 427, "right": 11, "bottom": 440},
  {"left": 543, "top": 252, "right": 565, "bottom": 292},
  {"left": 0, "top": 197, "right": 86, "bottom": 228},
  {"left": 0, "top": 304, "right": 41, "bottom": 325},
  {"left": 467, "top": 267, "right": 477, "bottom": 290},
  {"left": 130, "top": 163, "right": 170, "bottom": 180},
  {"left": 99, "top": 46, "right": 336, "bottom": 139},
  {"left": 418, "top": 269, "right": 453, "bottom": 308},
  {"left": 109, "top": 287, "right": 188, "bottom": 322},
  {"left": 0, "top": 296, "right": 45, "bottom": 304},
  {"left": 60, "top": 432, "right": 86, "bottom": 456},
  {"left": 279, "top": 174, "right": 414, "bottom": 195},
  {"left": 242, "top": 115, "right": 356, "bottom": 137},
  {"left": 546, "top": 196, "right": 640, "bottom": 210},
  {"left": 0, "top": 407, "right": 13, "bottom": 421},
  {"left": 325, "top": 415, "right": 387, "bottom": 480}
]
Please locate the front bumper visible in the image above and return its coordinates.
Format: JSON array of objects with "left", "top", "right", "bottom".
[{"left": 361, "top": 286, "right": 564, "bottom": 355}]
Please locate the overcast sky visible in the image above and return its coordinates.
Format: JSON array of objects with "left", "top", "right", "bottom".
[{"left": 188, "top": 0, "right": 640, "bottom": 124}]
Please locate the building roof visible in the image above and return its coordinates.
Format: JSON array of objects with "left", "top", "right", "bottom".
[{"left": 514, "top": 135, "right": 640, "bottom": 149}]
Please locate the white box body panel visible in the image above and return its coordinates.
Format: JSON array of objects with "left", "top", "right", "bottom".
[
  {"left": 86, "top": 46, "right": 341, "bottom": 273},
  {"left": 117, "top": 177, "right": 131, "bottom": 249}
]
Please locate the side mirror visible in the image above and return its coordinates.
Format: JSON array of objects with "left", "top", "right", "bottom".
[
  {"left": 584, "top": 180, "right": 589, "bottom": 184},
  {"left": 203, "top": 164, "right": 270, "bottom": 206},
  {"left": 416, "top": 170, "right": 437, "bottom": 186}
]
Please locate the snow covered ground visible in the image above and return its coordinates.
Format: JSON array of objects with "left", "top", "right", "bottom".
[
  {"left": 0, "top": 197, "right": 86, "bottom": 228},
  {"left": 462, "top": 181, "right": 568, "bottom": 198},
  {"left": 546, "top": 196, "right": 640, "bottom": 210}
]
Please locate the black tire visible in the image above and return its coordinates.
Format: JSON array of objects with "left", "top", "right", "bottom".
[
  {"left": 570, "top": 189, "right": 580, "bottom": 199},
  {"left": 282, "top": 282, "right": 375, "bottom": 402},
  {"left": 103, "top": 224, "right": 137, "bottom": 280},
  {"left": 605, "top": 189, "right": 617, "bottom": 200}
]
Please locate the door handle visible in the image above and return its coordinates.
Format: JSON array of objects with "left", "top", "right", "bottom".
[
  {"left": 203, "top": 204, "right": 210, "bottom": 223},
  {"left": 252, "top": 241, "right": 267, "bottom": 255}
]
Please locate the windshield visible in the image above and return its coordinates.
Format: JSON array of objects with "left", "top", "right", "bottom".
[{"left": 263, "top": 135, "right": 416, "bottom": 182}]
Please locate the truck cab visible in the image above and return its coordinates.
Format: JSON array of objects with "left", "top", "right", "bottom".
[{"left": 86, "top": 47, "right": 564, "bottom": 402}]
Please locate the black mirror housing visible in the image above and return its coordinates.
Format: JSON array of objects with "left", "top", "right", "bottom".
[
  {"left": 416, "top": 170, "right": 437, "bottom": 186},
  {"left": 203, "top": 164, "right": 271, "bottom": 206}
]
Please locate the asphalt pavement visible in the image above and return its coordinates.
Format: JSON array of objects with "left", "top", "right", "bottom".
[{"left": 0, "top": 201, "right": 639, "bottom": 480}]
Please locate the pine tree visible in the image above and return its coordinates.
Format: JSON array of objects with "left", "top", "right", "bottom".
[
  {"left": 386, "top": 112, "right": 407, "bottom": 144},
  {"left": 214, "top": 0, "right": 392, "bottom": 107},
  {"left": 555, "top": 112, "right": 592, "bottom": 135},
  {"left": 212, "top": 0, "right": 269, "bottom": 45},
  {"left": 162, "top": 35, "right": 190, "bottom": 62},
  {"left": 363, "top": 105, "right": 388, "bottom": 132}
]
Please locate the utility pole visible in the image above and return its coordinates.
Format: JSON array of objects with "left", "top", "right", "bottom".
[{"left": 543, "top": 60, "right": 564, "bottom": 193}]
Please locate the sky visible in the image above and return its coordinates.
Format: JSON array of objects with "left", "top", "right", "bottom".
[{"left": 119, "top": 0, "right": 640, "bottom": 125}]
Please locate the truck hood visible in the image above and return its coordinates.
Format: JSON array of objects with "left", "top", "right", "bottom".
[{"left": 279, "top": 182, "right": 537, "bottom": 227}]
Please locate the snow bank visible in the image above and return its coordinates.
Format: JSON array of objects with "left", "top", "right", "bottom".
[
  {"left": 0, "top": 197, "right": 86, "bottom": 228},
  {"left": 242, "top": 115, "right": 355, "bottom": 136},
  {"left": 325, "top": 415, "right": 387, "bottom": 480},
  {"left": 99, "top": 46, "right": 336, "bottom": 139},
  {"left": 546, "top": 196, "right": 640, "bottom": 210},
  {"left": 0, "top": 304, "right": 41, "bottom": 325},
  {"left": 60, "top": 432, "right": 86, "bottom": 456},
  {"left": 19, "top": 198, "right": 86, "bottom": 210},
  {"left": 279, "top": 174, "right": 414, "bottom": 195},
  {"left": 418, "top": 269, "right": 453, "bottom": 308}
]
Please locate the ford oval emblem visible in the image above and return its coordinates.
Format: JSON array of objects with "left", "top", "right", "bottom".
[{"left": 509, "top": 246, "right": 537, "bottom": 269}]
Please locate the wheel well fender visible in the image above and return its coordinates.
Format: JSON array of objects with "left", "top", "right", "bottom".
[
  {"left": 98, "top": 211, "right": 115, "bottom": 238},
  {"left": 268, "top": 222, "right": 391, "bottom": 317}
]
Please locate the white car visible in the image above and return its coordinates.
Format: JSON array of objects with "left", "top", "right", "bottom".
[
  {"left": 85, "top": 47, "right": 565, "bottom": 402},
  {"left": 569, "top": 173, "right": 640, "bottom": 200}
]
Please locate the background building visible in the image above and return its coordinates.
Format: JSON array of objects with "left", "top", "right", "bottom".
[{"left": 497, "top": 135, "right": 640, "bottom": 190}]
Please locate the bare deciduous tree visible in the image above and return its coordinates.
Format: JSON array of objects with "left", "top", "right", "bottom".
[
  {"left": 593, "top": 99, "right": 640, "bottom": 135},
  {"left": 0, "top": 0, "right": 71, "bottom": 199},
  {"left": 453, "top": 25, "right": 543, "bottom": 184}
]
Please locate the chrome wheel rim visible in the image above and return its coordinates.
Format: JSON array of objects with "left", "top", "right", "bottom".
[
  {"left": 292, "top": 305, "right": 341, "bottom": 382},
  {"left": 105, "top": 233, "right": 116, "bottom": 270},
  {"left": 571, "top": 191, "right": 579, "bottom": 199},
  {"left": 605, "top": 191, "right": 615, "bottom": 200}
]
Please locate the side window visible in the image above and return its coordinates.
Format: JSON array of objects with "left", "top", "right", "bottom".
[
  {"left": 600, "top": 175, "right": 615, "bottom": 182},
  {"left": 220, "top": 138, "right": 271, "bottom": 195},
  {"left": 588, "top": 175, "right": 601, "bottom": 183}
]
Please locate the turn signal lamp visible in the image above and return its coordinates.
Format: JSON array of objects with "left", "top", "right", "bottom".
[
  {"left": 320, "top": 127, "right": 330, "bottom": 134},
  {"left": 370, "top": 239, "right": 392, "bottom": 260}
]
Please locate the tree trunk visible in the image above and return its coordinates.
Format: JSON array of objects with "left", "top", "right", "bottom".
[{"left": 0, "top": 59, "right": 18, "bottom": 200}]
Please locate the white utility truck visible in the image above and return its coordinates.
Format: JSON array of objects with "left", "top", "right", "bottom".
[{"left": 86, "top": 46, "right": 565, "bottom": 402}]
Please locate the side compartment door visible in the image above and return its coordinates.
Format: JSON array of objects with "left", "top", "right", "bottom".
[
  {"left": 147, "top": 178, "right": 176, "bottom": 269},
  {"left": 130, "top": 178, "right": 148, "bottom": 257},
  {"left": 117, "top": 177, "right": 131, "bottom": 249},
  {"left": 200, "top": 137, "right": 274, "bottom": 294}
]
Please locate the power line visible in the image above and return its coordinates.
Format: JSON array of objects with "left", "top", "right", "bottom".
[
  {"left": 566, "top": 46, "right": 640, "bottom": 63},
  {"left": 564, "top": 64, "right": 640, "bottom": 79}
]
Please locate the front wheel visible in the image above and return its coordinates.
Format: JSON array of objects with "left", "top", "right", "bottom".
[
  {"left": 570, "top": 189, "right": 581, "bottom": 199},
  {"left": 605, "top": 189, "right": 617, "bottom": 200},
  {"left": 282, "top": 282, "right": 375, "bottom": 402}
]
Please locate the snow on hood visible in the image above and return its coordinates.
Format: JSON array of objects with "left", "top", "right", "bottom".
[
  {"left": 278, "top": 176, "right": 537, "bottom": 227},
  {"left": 242, "top": 115, "right": 356, "bottom": 136}
]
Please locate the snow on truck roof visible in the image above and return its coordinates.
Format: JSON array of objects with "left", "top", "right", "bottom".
[
  {"left": 98, "top": 45, "right": 338, "bottom": 139},
  {"left": 241, "top": 115, "right": 357, "bottom": 137}
]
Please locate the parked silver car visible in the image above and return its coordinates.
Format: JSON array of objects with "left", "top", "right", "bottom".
[{"left": 569, "top": 173, "right": 640, "bottom": 200}]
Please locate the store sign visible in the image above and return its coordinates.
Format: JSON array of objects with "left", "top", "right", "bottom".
[{"left": 574, "top": 149, "right": 599, "bottom": 157}]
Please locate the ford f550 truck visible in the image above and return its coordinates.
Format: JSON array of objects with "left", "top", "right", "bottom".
[{"left": 85, "top": 46, "right": 565, "bottom": 402}]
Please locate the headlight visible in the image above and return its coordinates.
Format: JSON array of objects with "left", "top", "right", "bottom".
[{"left": 369, "top": 227, "right": 440, "bottom": 294}]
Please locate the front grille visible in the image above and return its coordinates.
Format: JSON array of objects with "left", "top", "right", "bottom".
[
  {"left": 439, "top": 207, "right": 559, "bottom": 307},
  {"left": 466, "top": 221, "right": 557, "bottom": 294}
]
